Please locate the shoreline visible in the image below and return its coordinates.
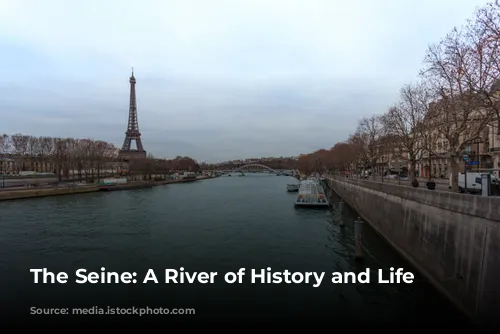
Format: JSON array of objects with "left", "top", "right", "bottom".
[
  {"left": 0, "top": 175, "right": 216, "bottom": 202},
  {"left": 0, "top": 185, "right": 100, "bottom": 201}
]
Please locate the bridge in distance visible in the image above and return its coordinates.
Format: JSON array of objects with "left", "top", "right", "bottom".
[{"left": 215, "top": 163, "right": 297, "bottom": 175}]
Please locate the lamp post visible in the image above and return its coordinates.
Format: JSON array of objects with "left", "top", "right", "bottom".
[
  {"left": 477, "top": 140, "right": 480, "bottom": 172},
  {"left": 1, "top": 160, "right": 4, "bottom": 188}
]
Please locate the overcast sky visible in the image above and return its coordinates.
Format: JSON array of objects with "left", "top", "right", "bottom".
[{"left": 0, "top": 0, "right": 489, "bottom": 163}]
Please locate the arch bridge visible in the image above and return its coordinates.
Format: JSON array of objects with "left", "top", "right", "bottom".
[{"left": 231, "top": 163, "right": 279, "bottom": 174}]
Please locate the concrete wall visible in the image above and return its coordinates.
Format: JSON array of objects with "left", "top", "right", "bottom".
[
  {"left": 0, "top": 185, "right": 99, "bottom": 201},
  {"left": 327, "top": 177, "right": 500, "bottom": 327}
]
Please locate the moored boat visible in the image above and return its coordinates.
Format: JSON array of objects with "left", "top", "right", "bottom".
[
  {"left": 287, "top": 183, "right": 299, "bottom": 192},
  {"left": 294, "top": 180, "right": 329, "bottom": 207},
  {"left": 99, "top": 182, "right": 153, "bottom": 191},
  {"left": 98, "top": 178, "right": 153, "bottom": 191}
]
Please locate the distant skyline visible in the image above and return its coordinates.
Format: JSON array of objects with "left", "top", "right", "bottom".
[{"left": 0, "top": 0, "right": 490, "bottom": 163}]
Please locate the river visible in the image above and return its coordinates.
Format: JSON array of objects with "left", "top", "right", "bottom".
[{"left": 0, "top": 173, "right": 474, "bottom": 327}]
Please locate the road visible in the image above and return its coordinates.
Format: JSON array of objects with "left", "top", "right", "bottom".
[{"left": 378, "top": 178, "right": 450, "bottom": 191}]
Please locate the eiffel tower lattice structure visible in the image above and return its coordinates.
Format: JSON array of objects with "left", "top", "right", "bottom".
[{"left": 118, "top": 68, "right": 147, "bottom": 161}]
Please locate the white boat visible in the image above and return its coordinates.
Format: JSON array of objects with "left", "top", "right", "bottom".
[
  {"left": 287, "top": 183, "right": 299, "bottom": 192},
  {"left": 294, "top": 180, "right": 329, "bottom": 207}
]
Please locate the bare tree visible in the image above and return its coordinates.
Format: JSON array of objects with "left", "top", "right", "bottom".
[
  {"left": 71, "top": 139, "right": 83, "bottom": 180},
  {"left": 475, "top": 1, "right": 500, "bottom": 39},
  {"left": 351, "top": 115, "right": 385, "bottom": 180},
  {"left": 416, "top": 119, "right": 441, "bottom": 181},
  {"left": 143, "top": 153, "right": 157, "bottom": 180},
  {"left": 298, "top": 155, "right": 314, "bottom": 175},
  {"left": 309, "top": 149, "right": 329, "bottom": 173},
  {"left": 52, "top": 138, "right": 70, "bottom": 181},
  {"left": 327, "top": 142, "right": 358, "bottom": 176},
  {"left": 0, "top": 134, "right": 11, "bottom": 155},
  {"left": 0, "top": 134, "right": 11, "bottom": 174},
  {"left": 10, "top": 134, "right": 29, "bottom": 172},
  {"left": 465, "top": 1, "right": 500, "bottom": 117},
  {"left": 422, "top": 26, "right": 494, "bottom": 191},
  {"left": 92, "top": 141, "right": 107, "bottom": 182},
  {"left": 38, "top": 137, "right": 53, "bottom": 173},
  {"left": 0, "top": 132, "right": 196, "bottom": 182},
  {"left": 382, "top": 82, "right": 432, "bottom": 182},
  {"left": 25, "top": 136, "right": 40, "bottom": 171}
]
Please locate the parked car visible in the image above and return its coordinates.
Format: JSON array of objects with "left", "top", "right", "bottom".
[{"left": 449, "top": 172, "right": 500, "bottom": 194}]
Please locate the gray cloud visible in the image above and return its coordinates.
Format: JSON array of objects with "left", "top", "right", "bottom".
[{"left": 0, "top": 0, "right": 489, "bottom": 162}]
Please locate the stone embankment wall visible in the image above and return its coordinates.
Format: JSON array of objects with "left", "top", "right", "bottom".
[
  {"left": 327, "top": 177, "right": 499, "bottom": 327},
  {"left": 0, "top": 186, "right": 99, "bottom": 201}
]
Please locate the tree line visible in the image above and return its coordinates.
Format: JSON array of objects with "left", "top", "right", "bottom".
[
  {"left": 0, "top": 133, "right": 200, "bottom": 181},
  {"left": 299, "top": 1, "right": 500, "bottom": 191}
]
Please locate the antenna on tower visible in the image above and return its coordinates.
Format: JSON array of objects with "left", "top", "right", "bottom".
[{"left": 131, "top": 66, "right": 134, "bottom": 76}]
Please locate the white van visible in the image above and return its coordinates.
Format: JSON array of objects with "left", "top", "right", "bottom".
[{"left": 449, "top": 172, "right": 499, "bottom": 193}]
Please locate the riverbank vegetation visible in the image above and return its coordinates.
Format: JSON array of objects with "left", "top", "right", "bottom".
[{"left": 0, "top": 134, "right": 200, "bottom": 181}]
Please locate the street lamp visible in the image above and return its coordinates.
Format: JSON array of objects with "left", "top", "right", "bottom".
[
  {"left": 476, "top": 139, "right": 481, "bottom": 172},
  {"left": 1, "top": 159, "right": 4, "bottom": 188}
]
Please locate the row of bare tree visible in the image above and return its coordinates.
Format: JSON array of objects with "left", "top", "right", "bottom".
[
  {"left": 299, "top": 1, "right": 500, "bottom": 191},
  {"left": 0, "top": 134, "right": 200, "bottom": 181},
  {"left": 0, "top": 134, "right": 117, "bottom": 179}
]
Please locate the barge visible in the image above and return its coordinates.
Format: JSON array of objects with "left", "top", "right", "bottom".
[
  {"left": 98, "top": 178, "right": 153, "bottom": 191},
  {"left": 294, "top": 179, "right": 329, "bottom": 207}
]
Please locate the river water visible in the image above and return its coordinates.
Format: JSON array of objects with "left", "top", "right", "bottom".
[{"left": 0, "top": 174, "right": 474, "bottom": 326}]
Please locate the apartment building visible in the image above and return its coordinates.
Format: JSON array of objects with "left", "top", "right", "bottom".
[
  {"left": 0, "top": 156, "right": 15, "bottom": 174},
  {"left": 415, "top": 81, "right": 500, "bottom": 178},
  {"left": 373, "top": 135, "right": 408, "bottom": 176},
  {"left": 0, "top": 154, "right": 54, "bottom": 174},
  {"left": 486, "top": 120, "right": 500, "bottom": 177}
]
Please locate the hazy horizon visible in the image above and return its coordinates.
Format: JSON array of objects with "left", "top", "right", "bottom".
[{"left": 0, "top": 0, "right": 489, "bottom": 163}]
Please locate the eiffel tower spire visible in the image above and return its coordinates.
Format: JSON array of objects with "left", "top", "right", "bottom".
[{"left": 118, "top": 69, "right": 146, "bottom": 161}]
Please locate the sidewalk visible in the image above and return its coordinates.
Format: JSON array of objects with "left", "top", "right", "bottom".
[
  {"left": 414, "top": 177, "right": 448, "bottom": 184},
  {"left": 328, "top": 175, "right": 450, "bottom": 191}
]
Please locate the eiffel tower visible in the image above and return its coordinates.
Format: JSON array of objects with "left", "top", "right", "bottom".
[{"left": 118, "top": 68, "right": 147, "bottom": 161}]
